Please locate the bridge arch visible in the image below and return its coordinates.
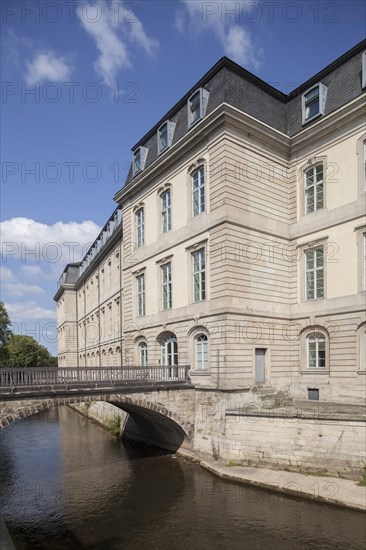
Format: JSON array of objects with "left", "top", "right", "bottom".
[{"left": 0, "top": 392, "right": 194, "bottom": 452}]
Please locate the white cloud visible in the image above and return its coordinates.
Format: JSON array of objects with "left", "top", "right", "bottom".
[
  {"left": 5, "top": 301, "right": 56, "bottom": 321},
  {"left": 21, "top": 265, "right": 43, "bottom": 278},
  {"left": 77, "top": 0, "right": 159, "bottom": 86},
  {"left": 0, "top": 217, "right": 101, "bottom": 266},
  {"left": 3, "top": 29, "right": 32, "bottom": 68},
  {"left": 178, "top": 1, "right": 263, "bottom": 70},
  {"left": 25, "top": 51, "right": 71, "bottom": 85},
  {"left": 0, "top": 266, "right": 13, "bottom": 282},
  {"left": 3, "top": 283, "right": 44, "bottom": 298},
  {"left": 1, "top": 265, "right": 44, "bottom": 296}
]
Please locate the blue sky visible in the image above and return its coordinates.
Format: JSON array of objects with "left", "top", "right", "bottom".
[{"left": 1, "top": 0, "right": 365, "bottom": 354}]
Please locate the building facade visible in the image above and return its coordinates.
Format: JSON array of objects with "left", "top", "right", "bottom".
[{"left": 55, "top": 41, "right": 366, "bottom": 406}]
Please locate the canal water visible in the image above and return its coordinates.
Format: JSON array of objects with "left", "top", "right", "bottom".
[{"left": 0, "top": 407, "right": 364, "bottom": 550}]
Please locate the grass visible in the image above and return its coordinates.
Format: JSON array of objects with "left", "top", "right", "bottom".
[
  {"left": 227, "top": 460, "right": 240, "bottom": 467},
  {"left": 106, "top": 416, "right": 122, "bottom": 436}
]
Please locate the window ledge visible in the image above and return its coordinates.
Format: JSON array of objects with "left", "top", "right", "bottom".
[
  {"left": 302, "top": 112, "right": 322, "bottom": 126},
  {"left": 357, "top": 370, "right": 366, "bottom": 375},
  {"left": 190, "top": 370, "right": 210, "bottom": 376},
  {"left": 188, "top": 117, "right": 202, "bottom": 129},
  {"left": 300, "top": 370, "right": 330, "bottom": 375}
]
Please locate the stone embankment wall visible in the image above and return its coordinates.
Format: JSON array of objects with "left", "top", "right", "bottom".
[
  {"left": 194, "top": 391, "right": 366, "bottom": 479},
  {"left": 1, "top": 390, "right": 364, "bottom": 479}
]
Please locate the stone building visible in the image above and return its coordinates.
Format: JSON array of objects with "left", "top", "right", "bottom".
[{"left": 55, "top": 40, "right": 366, "bottom": 406}]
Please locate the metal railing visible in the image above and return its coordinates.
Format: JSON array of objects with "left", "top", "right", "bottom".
[{"left": 0, "top": 366, "right": 191, "bottom": 391}]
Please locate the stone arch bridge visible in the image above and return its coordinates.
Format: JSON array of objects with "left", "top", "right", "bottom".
[{"left": 0, "top": 367, "right": 195, "bottom": 452}]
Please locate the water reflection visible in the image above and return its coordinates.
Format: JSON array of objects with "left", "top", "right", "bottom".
[{"left": 0, "top": 407, "right": 364, "bottom": 550}]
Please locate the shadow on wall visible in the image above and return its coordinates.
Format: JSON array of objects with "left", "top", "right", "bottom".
[{"left": 112, "top": 402, "right": 190, "bottom": 453}]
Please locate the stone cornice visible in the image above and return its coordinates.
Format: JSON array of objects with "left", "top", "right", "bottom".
[
  {"left": 113, "top": 103, "right": 291, "bottom": 204},
  {"left": 114, "top": 94, "right": 365, "bottom": 207}
]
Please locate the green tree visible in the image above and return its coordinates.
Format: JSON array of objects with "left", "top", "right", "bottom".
[
  {"left": 5, "top": 335, "right": 57, "bottom": 368},
  {"left": 0, "top": 302, "right": 12, "bottom": 364}
]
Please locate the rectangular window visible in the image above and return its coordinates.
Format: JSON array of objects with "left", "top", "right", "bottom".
[
  {"left": 189, "top": 90, "right": 201, "bottom": 125},
  {"left": 158, "top": 122, "right": 168, "bottom": 153},
  {"left": 255, "top": 348, "right": 266, "bottom": 384},
  {"left": 362, "top": 51, "right": 366, "bottom": 89},
  {"left": 161, "top": 189, "right": 171, "bottom": 233},
  {"left": 158, "top": 121, "right": 176, "bottom": 154},
  {"left": 302, "top": 83, "right": 327, "bottom": 125},
  {"left": 305, "top": 164, "right": 324, "bottom": 213},
  {"left": 136, "top": 208, "right": 144, "bottom": 247},
  {"left": 136, "top": 274, "right": 145, "bottom": 317},
  {"left": 305, "top": 247, "right": 324, "bottom": 300},
  {"left": 133, "top": 149, "right": 141, "bottom": 175},
  {"left": 133, "top": 146, "right": 148, "bottom": 175},
  {"left": 304, "top": 87, "right": 319, "bottom": 120},
  {"left": 308, "top": 388, "right": 319, "bottom": 401},
  {"left": 364, "top": 233, "right": 366, "bottom": 290},
  {"left": 192, "top": 166, "right": 205, "bottom": 216},
  {"left": 188, "top": 88, "right": 209, "bottom": 127},
  {"left": 192, "top": 248, "right": 206, "bottom": 302},
  {"left": 162, "top": 263, "right": 172, "bottom": 310}
]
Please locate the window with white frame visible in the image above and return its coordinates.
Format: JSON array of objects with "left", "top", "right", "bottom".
[
  {"left": 358, "top": 324, "right": 366, "bottom": 370},
  {"left": 302, "top": 83, "right": 327, "bottom": 125},
  {"left": 158, "top": 121, "right": 176, "bottom": 155},
  {"left": 162, "top": 262, "right": 172, "bottom": 310},
  {"left": 159, "top": 122, "right": 168, "bottom": 153},
  {"left": 192, "top": 248, "right": 206, "bottom": 302},
  {"left": 133, "top": 146, "right": 148, "bottom": 176},
  {"left": 362, "top": 51, "right": 366, "bottom": 89},
  {"left": 307, "top": 333, "right": 326, "bottom": 369},
  {"left": 305, "top": 246, "right": 324, "bottom": 300},
  {"left": 139, "top": 342, "right": 148, "bottom": 367},
  {"left": 136, "top": 208, "right": 144, "bottom": 247},
  {"left": 133, "top": 148, "right": 141, "bottom": 175},
  {"left": 192, "top": 166, "right": 205, "bottom": 216},
  {"left": 188, "top": 88, "right": 210, "bottom": 127},
  {"left": 161, "top": 335, "right": 178, "bottom": 379},
  {"left": 304, "top": 164, "right": 324, "bottom": 213},
  {"left": 161, "top": 189, "right": 171, "bottom": 233},
  {"left": 364, "top": 233, "right": 366, "bottom": 290},
  {"left": 195, "top": 334, "right": 208, "bottom": 370},
  {"left": 136, "top": 274, "right": 145, "bottom": 317}
]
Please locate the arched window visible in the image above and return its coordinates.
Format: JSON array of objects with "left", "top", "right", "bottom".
[
  {"left": 138, "top": 342, "right": 148, "bottom": 367},
  {"left": 195, "top": 334, "right": 208, "bottom": 370},
  {"left": 358, "top": 324, "right": 366, "bottom": 371},
  {"left": 161, "top": 334, "right": 178, "bottom": 379},
  {"left": 307, "top": 332, "right": 326, "bottom": 369}
]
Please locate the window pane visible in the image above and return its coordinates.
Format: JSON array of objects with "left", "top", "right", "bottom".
[
  {"left": 306, "top": 251, "right": 314, "bottom": 269},
  {"left": 308, "top": 341, "right": 316, "bottom": 368},
  {"left": 159, "top": 124, "right": 168, "bottom": 151}
]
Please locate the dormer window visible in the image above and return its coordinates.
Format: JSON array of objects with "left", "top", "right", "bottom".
[
  {"left": 188, "top": 88, "right": 210, "bottom": 127},
  {"left": 133, "top": 146, "right": 148, "bottom": 176},
  {"left": 133, "top": 148, "right": 141, "bottom": 174},
  {"left": 159, "top": 122, "right": 168, "bottom": 152},
  {"left": 302, "top": 83, "right": 327, "bottom": 125},
  {"left": 158, "top": 121, "right": 176, "bottom": 155},
  {"left": 362, "top": 51, "right": 366, "bottom": 89}
]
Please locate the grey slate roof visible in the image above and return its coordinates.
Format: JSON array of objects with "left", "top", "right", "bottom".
[{"left": 123, "top": 39, "right": 366, "bottom": 187}]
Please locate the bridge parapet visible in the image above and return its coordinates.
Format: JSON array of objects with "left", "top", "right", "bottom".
[{"left": 0, "top": 366, "right": 191, "bottom": 395}]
